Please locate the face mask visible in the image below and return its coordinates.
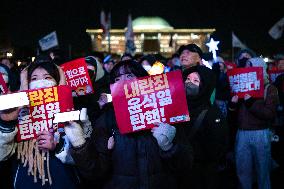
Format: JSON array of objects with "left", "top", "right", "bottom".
[
  {"left": 142, "top": 65, "right": 152, "bottom": 72},
  {"left": 238, "top": 57, "right": 249, "bottom": 68},
  {"left": 29, "top": 79, "right": 57, "bottom": 90},
  {"left": 185, "top": 82, "right": 199, "bottom": 96}
]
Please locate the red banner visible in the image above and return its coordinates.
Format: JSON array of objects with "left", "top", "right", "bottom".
[
  {"left": 227, "top": 67, "right": 264, "bottom": 98},
  {"left": 16, "top": 85, "right": 74, "bottom": 141},
  {"left": 0, "top": 74, "right": 8, "bottom": 94},
  {"left": 60, "top": 58, "right": 94, "bottom": 96},
  {"left": 111, "top": 71, "right": 190, "bottom": 134},
  {"left": 267, "top": 70, "right": 284, "bottom": 83}
]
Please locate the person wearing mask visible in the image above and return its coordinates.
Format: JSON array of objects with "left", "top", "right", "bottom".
[
  {"left": 0, "top": 59, "right": 80, "bottom": 188},
  {"left": 178, "top": 44, "right": 203, "bottom": 69},
  {"left": 229, "top": 57, "right": 279, "bottom": 189},
  {"left": 181, "top": 65, "right": 229, "bottom": 189},
  {"left": 65, "top": 60, "right": 193, "bottom": 189},
  {"left": 235, "top": 49, "right": 256, "bottom": 68},
  {"left": 73, "top": 56, "right": 110, "bottom": 127}
]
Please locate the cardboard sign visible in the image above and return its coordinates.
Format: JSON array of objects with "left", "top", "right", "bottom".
[
  {"left": 0, "top": 74, "right": 8, "bottom": 95},
  {"left": 0, "top": 92, "right": 29, "bottom": 111},
  {"left": 227, "top": 67, "right": 264, "bottom": 98},
  {"left": 111, "top": 71, "right": 190, "bottom": 134},
  {"left": 16, "top": 85, "right": 74, "bottom": 141},
  {"left": 60, "top": 58, "right": 94, "bottom": 96},
  {"left": 267, "top": 70, "right": 284, "bottom": 83}
]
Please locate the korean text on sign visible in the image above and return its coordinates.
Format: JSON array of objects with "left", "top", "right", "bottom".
[
  {"left": 111, "top": 71, "right": 190, "bottom": 134},
  {"left": 17, "top": 86, "right": 74, "bottom": 141},
  {"left": 60, "top": 58, "right": 94, "bottom": 96},
  {"left": 227, "top": 67, "right": 264, "bottom": 98}
]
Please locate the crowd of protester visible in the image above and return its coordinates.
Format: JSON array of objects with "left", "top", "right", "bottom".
[{"left": 0, "top": 43, "right": 283, "bottom": 189}]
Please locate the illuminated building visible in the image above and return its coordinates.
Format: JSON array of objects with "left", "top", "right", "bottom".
[{"left": 86, "top": 17, "right": 215, "bottom": 57}]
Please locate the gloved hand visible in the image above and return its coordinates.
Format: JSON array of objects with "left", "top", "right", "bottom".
[
  {"left": 151, "top": 122, "right": 176, "bottom": 151},
  {"left": 64, "top": 121, "right": 86, "bottom": 148}
]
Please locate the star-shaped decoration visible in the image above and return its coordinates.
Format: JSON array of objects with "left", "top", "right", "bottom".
[{"left": 206, "top": 38, "right": 219, "bottom": 53}]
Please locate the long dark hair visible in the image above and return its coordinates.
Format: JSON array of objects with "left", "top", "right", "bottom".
[
  {"left": 27, "top": 62, "right": 60, "bottom": 84},
  {"left": 110, "top": 60, "right": 149, "bottom": 84}
]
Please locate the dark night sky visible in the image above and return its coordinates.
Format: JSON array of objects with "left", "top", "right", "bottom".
[{"left": 1, "top": 0, "right": 283, "bottom": 59}]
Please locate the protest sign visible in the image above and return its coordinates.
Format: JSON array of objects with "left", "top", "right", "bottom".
[
  {"left": 111, "top": 71, "right": 190, "bottom": 134},
  {"left": 0, "top": 74, "right": 8, "bottom": 94},
  {"left": 60, "top": 58, "right": 94, "bottom": 96},
  {"left": 227, "top": 67, "right": 264, "bottom": 98},
  {"left": 0, "top": 92, "right": 29, "bottom": 111},
  {"left": 17, "top": 85, "right": 74, "bottom": 141}
]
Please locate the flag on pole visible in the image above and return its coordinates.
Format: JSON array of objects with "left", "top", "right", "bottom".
[
  {"left": 100, "top": 10, "right": 107, "bottom": 35},
  {"left": 232, "top": 32, "right": 247, "bottom": 49},
  {"left": 107, "top": 12, "right": 111, "bottom": 32},
  {"left": 38, "top": 31, "right": 59, "bottom": 51},
  {"left": 125, "top": 14, "right": 136, "bottom": 55},
  {"left": 100, "top": 10, "right": 111, "bottom": 37},
  {"left": 268, "top": 17, "right": 284, "bottom": 40},
  {"left": 101, "top": 10, "right": 111, "bottom": 52}
]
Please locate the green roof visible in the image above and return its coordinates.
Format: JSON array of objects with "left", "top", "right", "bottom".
[{"left": 132, "top": 17, "right": 173, "bottom": 30}]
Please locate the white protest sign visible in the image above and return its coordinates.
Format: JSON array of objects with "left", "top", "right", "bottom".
[
  {"left": 53, "top": 108, "right": 88, "bottom": 123},
  {"left": 0, "top": 92, "right": 29, "bottom": 110}
]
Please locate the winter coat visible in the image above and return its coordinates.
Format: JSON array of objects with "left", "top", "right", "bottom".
[
  {"left": 182, "top": 66, "right": 229, "bottom": 163},
  {"left": 71, "top": 105, "right": 193, "bottom": 189},
  {"left": 0, "top": 119, "right": 80, "bottom": 189},
  {"left": 179, "top": 104, "right": 229, "bottom": 164},
  {"left": 229, "top": 84, "right": 279, "bottom": 130},
  {"left": 182, "top": 65, "right": 230, "bottom": 189}
]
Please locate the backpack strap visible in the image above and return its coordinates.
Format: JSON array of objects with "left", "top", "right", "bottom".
[{"left": 188, "top": 109, "right": 208, "bottom": 140}]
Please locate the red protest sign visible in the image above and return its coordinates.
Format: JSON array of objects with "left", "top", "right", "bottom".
[
  {"left": 111, "top": 70, "right": 190, "bottom": 134},
  {"left": 227, "top": 67, "right": 264, "bottom": 98},
  {"left": 0, "top": 74, "right": 8, "bottom": 94},
  {"left": 267, "top": 70, "right": 284, "bottom": 83},
  {"left": 224, "top": 61, "right": 237, "bottom": 70},
  {"left": 60, "top": 58, "right": 94, "bottom": 96},
  {"left": 16, "top": 85, "right": 74, "bottom": 141}
]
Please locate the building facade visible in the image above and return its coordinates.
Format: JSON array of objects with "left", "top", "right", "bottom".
[{"left": 86, "top": 17, "right": 215, "bottom": 57}]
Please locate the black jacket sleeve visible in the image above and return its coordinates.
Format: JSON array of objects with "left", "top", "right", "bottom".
[{"left": 70, "top": 115, "right": 112, "bottom": 182}]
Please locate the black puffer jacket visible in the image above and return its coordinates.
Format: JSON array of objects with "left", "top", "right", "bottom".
[
  {"left": 181, "top": 65, "right": 229, "bottom": 189},
  {"left": 182, "top": 65, "right": 229, "bottom": 163},
  {"left": 71, "top": 105, "right": 193, "bottom": 189}
]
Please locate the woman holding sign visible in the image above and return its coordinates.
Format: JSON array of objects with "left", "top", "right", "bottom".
[
  {"left": 66, "top": 60, "right": 193, "bottom": 189},
  {"left": 0, "top": 59, "right": 80, "bottom": 189}
]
